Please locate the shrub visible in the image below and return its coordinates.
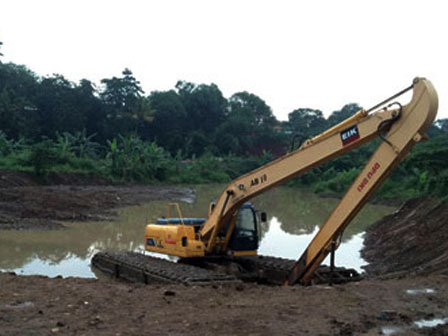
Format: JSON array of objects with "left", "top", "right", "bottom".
[{"left": 27, "top": 139, "right": 58, "bottom": 176}]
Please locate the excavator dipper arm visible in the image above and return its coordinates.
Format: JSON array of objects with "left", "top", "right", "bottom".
[
  {"left": 287, "top": 78, "right": 438, "bottom": 285},
  {"left": 199, "top": 78, "right": 438, "bottom": 284}
]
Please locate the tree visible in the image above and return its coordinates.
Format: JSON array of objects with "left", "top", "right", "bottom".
[
  {"left": 0, "top": 63, "right": 41, "bottom": 138},
  {"left": 288, "top": 108, "right": 327, "bottom": 138},
  {"left": 100, "top": 68, "right": 144, "bottom": 113},
  {"left": 100, "top": 68, "right": 145, "bottom": 138},
  {"left": 149, "top": 90, "right": 186, "bottom": 153},
  {"left": 185, "top": 131, "right": 210, "bottom": 157},
  {"left": 75, "top": 79, "right": 107, "bottom": 141},
  {"left": 215, "top": 91, "right": 279, "bottom": 156},
  {"left": 175, "top": 81, "right": 227, "bottom": 133},
  {"left": 213, "top": 115, "right": 252, "bottom": 155},
  {"left": 0, "top": 41, "right": 3, "bottom": 57},
  {"left": 328, "top": 103, "right": 361, "bottom": 127},
  {"left": 0, "top": 88, "right": 39, "bottom": 138},
  {"left": 0, "top": 63, "right": 39, "bottom": 99},
  {"left": 229, "top": 92, "right": 276, "bottom": 129},
  {"left": 34, "top": 74, "right": 86, "bottom": 137}
]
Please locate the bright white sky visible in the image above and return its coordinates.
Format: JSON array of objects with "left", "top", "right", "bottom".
[{"left": 0, "top": 0, "right": 446, "bottom": 120}]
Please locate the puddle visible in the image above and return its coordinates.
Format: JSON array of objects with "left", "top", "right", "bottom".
[
  {"left": 381, "top": 326, "right": 404, "bottom": 335},
  {"left": 4, "top": 301, "right": 35, "bottom": 309},
  {"left": 414, "top": 317, "right": 448, "bottom": 328},
  {"left": 405, "top": 288, "right": 436, "bottom": 295},
  {"left": 11, "top": 254, "right": 97, "bottom": 278}
]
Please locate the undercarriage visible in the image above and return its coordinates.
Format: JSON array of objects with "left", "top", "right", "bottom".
[{"left": 92, "top": 251, "right": 362, "bottom": 286}]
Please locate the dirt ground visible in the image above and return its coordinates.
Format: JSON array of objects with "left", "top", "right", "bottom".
[
  {"left": 1, "top": 273, "right": 448, "bottom": 336},
  {"left": 362, "top": 197, "right": 448, "bottom": 278},
  {"left": 1, "top": 171, "right": 448, "bottom": 335},
  {"left": 0, "top": 171, "right": 194, "bottom": 230}
]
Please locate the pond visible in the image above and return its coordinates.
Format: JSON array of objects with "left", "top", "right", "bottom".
[{"left": 0, "top": 184, "right": 394, "bottom": 278}]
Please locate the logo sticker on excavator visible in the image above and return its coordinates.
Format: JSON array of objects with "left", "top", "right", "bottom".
[
  {"left": 165, "top": 235, "right": 177, "bottom": 244},
  {"left": 340, "top": 125, "right": 360, "bottom": 146}
]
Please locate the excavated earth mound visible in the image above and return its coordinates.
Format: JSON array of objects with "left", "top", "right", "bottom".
[{"left": 362, "top": 197, "right": 448, "bottom": 278}]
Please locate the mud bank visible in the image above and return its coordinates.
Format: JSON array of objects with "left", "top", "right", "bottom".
[
  {"left": 0, "top": 171, "right": 193, "bottom": 230},
  {"left": 362, "top": 197, "right": 448, "bottom": 278}
]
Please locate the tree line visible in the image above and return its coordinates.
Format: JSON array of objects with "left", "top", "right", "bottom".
[
  {"left": 0, "top": 55, "right": 386, "bottom": 157},
  {"left": 1, "top": 41, "right": 447, "bottom": 200}
]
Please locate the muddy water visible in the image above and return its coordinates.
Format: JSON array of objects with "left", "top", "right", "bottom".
[{"left": 0, "top": 185, "right": 394, "bottom": 278}]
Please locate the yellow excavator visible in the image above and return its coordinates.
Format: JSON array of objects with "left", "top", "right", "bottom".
[{"left": 93, "top": 77, "right": 438, "bottom": 286}]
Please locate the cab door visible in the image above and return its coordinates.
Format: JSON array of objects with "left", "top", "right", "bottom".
[{"left": 228, "top": 205, "right": 259, "bottom": 251}]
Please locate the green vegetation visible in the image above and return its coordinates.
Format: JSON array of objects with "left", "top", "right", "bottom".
[
  {"left": 298, "top": 135, "right": 448, "bottom": 201},
  {"left": 0, "top": 131, "right": 272, "bottom": 184},
  {"left": 0, "top": 41, "right": 447, "bottom": 201}
]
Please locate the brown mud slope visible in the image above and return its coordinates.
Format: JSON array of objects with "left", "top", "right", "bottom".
[
  {"left": 362, "top": 197, "right": 448, "bottom": 278},
  {"left": 1, "top": 272, "right": 448, "bottom": 336},
  {"left": 0, "top": 170, "right": 193, "bottom": 230}
]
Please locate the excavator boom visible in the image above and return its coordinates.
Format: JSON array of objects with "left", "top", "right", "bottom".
[{"left": 199, "top": 78, "right": 438, "bottom": 284}]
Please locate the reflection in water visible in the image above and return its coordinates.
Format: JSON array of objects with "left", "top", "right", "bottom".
[
  {"left": 14, "top": 254, "right": 97, "bottom": 278},
  {"left": 258, "top": 218, "right": 367, "bottom": 271},
  {"left": 414, "top": 317, "right": 448, "bottom": 328},
  {"left": 0, "top": 185, "right": 394, "bottom": 277},
  {"left": 254, "top": 187, "right": 392, "bottom": 239}
]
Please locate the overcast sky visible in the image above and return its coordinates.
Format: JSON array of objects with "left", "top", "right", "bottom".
[{"left": 0, "top": 0, "right": 446, "bottom": 120}]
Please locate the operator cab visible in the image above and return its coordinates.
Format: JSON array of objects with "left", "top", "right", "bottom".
[
  {"left": 227, "top": 203, "right": 260, "bottom": 252},
  {"left": 147, "top": 202, "right": 264, "bottom": 258}
]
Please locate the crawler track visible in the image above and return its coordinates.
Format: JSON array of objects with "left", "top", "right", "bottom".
[
  {"left": 92, "top": 252, "right": 362, "bottom": 286},
  {"left": 232, "top": 255, "right": 363, "bottom": 285},
  {"left": 92, "top": 252, "right": 241, "bottom": 286}
]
